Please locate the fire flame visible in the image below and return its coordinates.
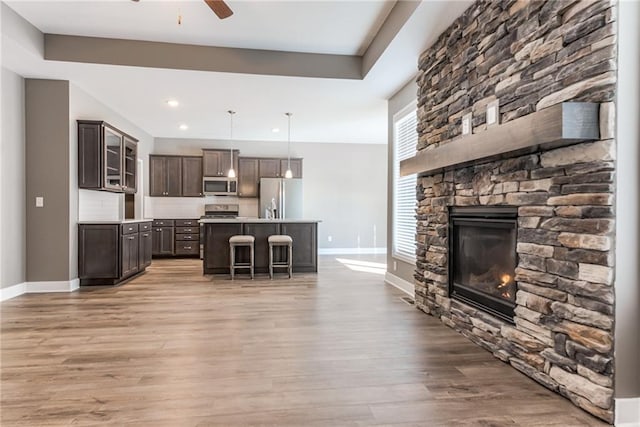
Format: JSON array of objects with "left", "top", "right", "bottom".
[
  {"left": 498, "top": 274, "right": 513, "bottom": 299},
  {"left": 497, "top": 274, "right": 512, "bottom": 288}
]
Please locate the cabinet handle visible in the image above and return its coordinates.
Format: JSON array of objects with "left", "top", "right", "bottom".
[
  {"left": 128, "top": 236, "right": 135, "bottom": 240},
  {"left": 184, "top": 246, "right": 192, "bottom": 250}
]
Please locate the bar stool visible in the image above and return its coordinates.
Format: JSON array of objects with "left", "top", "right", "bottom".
[
  {"left": 268, "top": 235, "right": 293, "bottom": 279},
  {"left": 229, "top": 235, "right": 255, "bottom": 280}
]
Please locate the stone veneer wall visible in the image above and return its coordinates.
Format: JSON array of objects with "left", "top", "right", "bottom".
[{"left": 414, "top": 0, "right": 617, "bottom": 422}]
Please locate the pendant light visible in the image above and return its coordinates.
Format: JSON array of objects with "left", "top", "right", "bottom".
[
  {"left": 227, "top": 110, "right": 236, "bottom": 178},
  {"left": 284, "top": 112, "right": 293, "bottom": 179}
]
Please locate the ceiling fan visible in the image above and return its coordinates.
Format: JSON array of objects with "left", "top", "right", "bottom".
[{"left": 130, "top": 0, "right": 233, "bottom": 20}]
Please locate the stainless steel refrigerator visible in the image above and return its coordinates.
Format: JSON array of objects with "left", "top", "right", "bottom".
[{"left": 259, "top": 178, "right": 303, "bottom": 219}]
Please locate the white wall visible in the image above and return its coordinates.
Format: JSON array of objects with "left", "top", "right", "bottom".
[
  {"left": 387, "top": 78, "right": 417, "bottom": 284},
  {"left": 1, "top": 68, "right": 26, "bottom": 289},
  {"left": 614, "top": 0, "right": 640, "bottom": 418},
  {"left": 153, "top": 138, "right": 387, "bottom": 251},
  {"left": 69, "top": 83, "right": 154, "bottom": 278}
]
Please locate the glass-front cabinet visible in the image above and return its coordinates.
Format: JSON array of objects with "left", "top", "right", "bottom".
[{"left": 78, "top": 120, "right": 138, "bottom": 193}]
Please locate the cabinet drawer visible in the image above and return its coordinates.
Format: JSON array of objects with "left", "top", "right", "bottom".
[
  {"left": 139, "top": 222, "right": 152, "bottom": 232},
  {"left": 175, "top": 233, "right": 199, "bottom": 241},
  {"left": 122, "top": 223, "right": 139, "bottom": 235},
  {"left": 175, "top": 241, "right": 199, "bottom": 255},
  {"left": 175, "top": 219, "right": 198, "bottom": 227},
  {"left": 153, "top": 219, "right": 175, "bottom": 227},
  {"left": 176, "top": 226, "right": 198, "bottom": 234}
]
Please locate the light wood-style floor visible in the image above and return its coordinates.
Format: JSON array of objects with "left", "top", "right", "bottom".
[{"left": 1, "top": 256, "right": 606, "bottom": 426}]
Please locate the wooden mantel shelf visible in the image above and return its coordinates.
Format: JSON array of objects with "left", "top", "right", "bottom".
[{"left": 400, "top": 102, "right": 600, "bottom": 177}]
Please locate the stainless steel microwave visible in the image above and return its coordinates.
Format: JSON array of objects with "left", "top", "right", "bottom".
[{"left": 203, "top": 177, "right": 237, "bottom": 196}]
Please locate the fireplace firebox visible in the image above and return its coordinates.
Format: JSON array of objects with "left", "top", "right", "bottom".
[{"left": 449, "top": 207, "right": 518, "bottom": 323}]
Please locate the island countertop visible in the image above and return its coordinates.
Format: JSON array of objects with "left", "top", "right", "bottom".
[
  {"left": 199, "top": 218, "right": 321, "bottom": 224},
  {"left": 77, "top": 218, "right": 154, "bottom": 225}
]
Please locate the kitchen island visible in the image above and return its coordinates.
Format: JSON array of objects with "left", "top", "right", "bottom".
[{"left": 199, "top": 219, "right": 320, "bottom": 275}]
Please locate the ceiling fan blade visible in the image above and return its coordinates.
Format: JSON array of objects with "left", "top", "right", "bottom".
[{"left": 204, "top": 0, "right": 234, "bottom": 19}]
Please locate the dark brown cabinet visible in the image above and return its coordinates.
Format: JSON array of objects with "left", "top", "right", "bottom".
[
  {"left": 123, "top": 136, "right": 137, "bottom": 193},
  {"left": 78, "top": 120, "right": 138, "bottom": 193},
  {"left": 280, "top": 158, "right": 303, "bottom": 178},
  {"left": 238, "top": 157, "right": 259, "bottom": 198},
  {"left": 150, "top": 156, "right": 202, "bottom": 197},
  {"left": 152, "top": 220, "right": 175, "bottom": 256},
  {"left": 258, "top": 158, "right": 281, "bottom": 178},
  {"left": 175, "top": 219, "right": 200, "bottom": 256},
  {"left": 258, "top": 157, "right": 303, "bottom": 179},
  {"left": 121, "top": 233, "right": 139, "bottom": 278},
  {"left": 182, "top": 156, "right": 203, "bottom": 197},
  {"left": 149, "top": 155, "right": 183, "bottom": 197},
  {"left": 203, "top": 149, "right": 239, "bottom": 177},
  {"left": 139, "top": 229, "right": 153, "bottom": 268},
  {"left": 281, "top": 222, "right": 318, "bottom": 271},
  {"left": 78, "top": 221, "right": 152, "bottom": 285},
  {"left": 203, "top": 223, "right": 243, "bottom": 272}
]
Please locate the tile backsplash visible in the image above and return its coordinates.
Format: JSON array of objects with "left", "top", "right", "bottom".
[
  {"left": 78, "top": 189, "right": 122, "bottom": 221},
  {"left": 145, "top": 196, "right": 259, "bottom": 219}
]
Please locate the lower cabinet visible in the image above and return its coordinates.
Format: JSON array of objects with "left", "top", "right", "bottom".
[
  {"left": 152, "top": 219, "right": 200, "bottom": 257},
  {"left": 78, "top": 221, "right": 152, "bottom": 285},
  {"left": 202, "top": 222, "right": 317, "bottom": 274}
]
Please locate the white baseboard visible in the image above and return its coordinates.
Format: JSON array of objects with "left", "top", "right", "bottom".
[
  {"left": 616, "top": 397, "right": 640, "bottom": 427},
  {"left": 0, "top": 279, "right": 80, "bottom": 302},
  {"left": 384, "top": 272, "right": 414, "bottom": 297},
  {"left": 0, "top": 283, "right": 27, "bottom": 302},
  {"left": 319, "top": 247, "right": 387, "bottom": 255}
]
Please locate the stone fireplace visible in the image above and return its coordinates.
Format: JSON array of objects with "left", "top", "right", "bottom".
[
  {"left": 449, "top": 206, "right": 518, "bottom": 323},
  {"left": 407, "top": 0, "right": 618, "bottom": 423}
]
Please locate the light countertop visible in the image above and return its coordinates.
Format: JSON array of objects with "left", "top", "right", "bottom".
[
  {"left": 78, "top": 219, "right": 154, "bottom": 225},
  {"left": 199, "top": 218, "right": 321, "bottom": 224}
]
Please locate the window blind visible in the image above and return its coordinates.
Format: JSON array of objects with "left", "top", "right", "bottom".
[{"left": 393, "top": 108, "right": 417, "bottom": 264}]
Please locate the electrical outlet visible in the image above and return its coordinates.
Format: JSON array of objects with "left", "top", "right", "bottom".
[
  {"left": 393, "top": 261, "right": 397, "bottom": 271},
  {"left": 327, "top": 235, "right": 332, "bottom": 242},
  {"left": 35, "top": 196, "right": 44, "bottom": 208},
  {"left": 486, "top": 100, "right": 499, "bottom": 126},
  {"left": 462, "top": 112, "right": 472, "bottom": 135}
]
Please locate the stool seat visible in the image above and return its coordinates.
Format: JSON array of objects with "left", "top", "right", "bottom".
[
  {"left": 230, "top": 235, "right": 255, "bottom": 244},
  {"left": 268, "top": 234, "right": 293, "bottom": 279},
  {"left": 268, "top": 235, "right": 293, "bottom": 244}
]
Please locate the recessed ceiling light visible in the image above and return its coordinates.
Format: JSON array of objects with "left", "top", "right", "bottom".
[
  {"left": 179, "top": 124, "right": 188, "bottom": 130},
  {"left": 272, "top": 128, "right": 280, "bottom": 133},
  {"left": 166, "top": 99, "right": 179, "bottom": 107}
]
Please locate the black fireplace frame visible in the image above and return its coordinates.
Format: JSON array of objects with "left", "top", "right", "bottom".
[{"left": 448, "top": 206, "right": 518, "bottom": 324}]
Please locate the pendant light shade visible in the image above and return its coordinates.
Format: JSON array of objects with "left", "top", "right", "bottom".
[
  {"left": 284, "top": 112, "right": 293, "bottom": 179},
  {"left": 227, "top": 110, "right": 236, "bottom": 178}
]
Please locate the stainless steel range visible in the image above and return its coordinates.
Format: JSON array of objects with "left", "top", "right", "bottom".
[{"left": 199, "top": 204, "right": 239, "bottom": 258}]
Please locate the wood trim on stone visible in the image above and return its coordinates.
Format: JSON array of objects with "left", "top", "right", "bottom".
[{"left": 400, "top": 102, "right": 600, "bottom": 177}]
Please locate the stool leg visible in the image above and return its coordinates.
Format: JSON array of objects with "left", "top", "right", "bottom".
[
  {"left": 250, "top": 243, "right": 255, "bottom": 279},
  {"left": 269, "top": 243, "right": 273, "bottom": 280},
  {"left": 230, "top": 244, "right": 235, "bottom": 280},
  {"left": 288, "top": 243, "right": 292, "bottom": 278}
]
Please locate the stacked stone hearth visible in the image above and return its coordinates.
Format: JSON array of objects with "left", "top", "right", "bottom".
[{"left": 414, "top": 0, "right": 617, "bottom": 423}]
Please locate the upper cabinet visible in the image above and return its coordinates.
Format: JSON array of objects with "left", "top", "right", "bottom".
[
  {"left": 150, "top": 155, "right": 203, "bottom": 197},
  {"left": 258, "top": 158, "right": 281, "bottom": 178},
  {"left": 280, "top": 158, "right": 303, "bottom": 179},
  {"left": 78, "top": 120, "right": 138, "bottom": 193},
  {"left": 258, "top": 158, "right": 303, "bottom": 179},
  {"left": 182, "top": 156, "right": 203, "bottom": 197},
  {"left": 203, "top": 149, "right": 239, "bottom": 177},
  {"left": 238, "top": 157, "right": 259, "bottom": 198}
]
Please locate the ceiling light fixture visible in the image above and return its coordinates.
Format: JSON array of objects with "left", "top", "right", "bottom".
[
  {"left": 179, "top": 123, "right": 188, "bottom": 130},
  {"left": 227, "top": 110, "right": 236, "bottom": 179},
  {"left": 167, "top": 99, "right": 179, "bottom": 107},
  {"left": 284, "top": 112, "right": 293, "bottom": 179}
]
